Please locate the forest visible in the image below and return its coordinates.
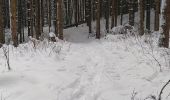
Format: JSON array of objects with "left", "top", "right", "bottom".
[
  {"left": 0, "top": 0, "right": 169, "bottom": 47},
  {"left": 0, "top": 0, "right": 170, "bottom": 100}
]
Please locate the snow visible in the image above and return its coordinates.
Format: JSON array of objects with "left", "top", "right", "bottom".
[
  {"left": 49, "top": 32, "right": 56, "bottom": 37},
  {"left": 1, "top": 25, "right": 170, "bottom": 100}
]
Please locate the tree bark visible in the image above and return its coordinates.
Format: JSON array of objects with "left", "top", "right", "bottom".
[
  {"left": 10, "top": 0, "right": 18, "bottom": 47},
  {"left": 47, "top": 0, "right": 51, "bottom": 32},
  {"left": 96, "top": 0, "right": 100, "bottom": 39},
  {"left": 35, "top": 0, "right": 41, "bottom": 39},
  {"left": 146, "top": 0, "right": 151, "bottom": 30},
  {"left": 154, "top": 0, "right": 160, "bottom": 31},
  {"left": 129, "top": 0, "right": 135, "bottom": 26},
  {"left": 158, "top": 0, "right": 170, "bottom": 48},
  {"left": 57, "top": 0, "right": 64, "bottom": 40},
  {"left": 111, "top": 0, "right": 117, "bottom": 28},
  {"left": 85, "top": 0, "right": 92, "bottom": 33},
  {"left": 139, "top": 0, "right": 144, "bottom": 35},
  {"left": 105, "top": 0, "right": 109, "bottom": 33},
  {"left": 0, "top": 0, "right": 5, "bottom": 46}
]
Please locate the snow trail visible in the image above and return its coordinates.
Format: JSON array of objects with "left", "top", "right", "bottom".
[{"left": 0, "top": 26, "right": 169, "bottom": 100}]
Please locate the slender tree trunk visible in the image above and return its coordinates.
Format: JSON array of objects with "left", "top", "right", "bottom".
[
  {"left": 120, "top": 0, "right": 123, "bottom": 25},
  {"left": 35, "top": 0, "right": 41, "bottom": 39},
  {"left": 105, "top": 0, "right": 109, "bottom": 33},
  {"left": 30, "top": 0, "right": 34, "bottom": 36},
  {"left": 146, "top": 0, "right": 151, "bottom": 30},
  {"left": 0, "top": 0, "right": 5, "bottom": 46},
  {"left": 28, "top": 0, "right": 32, "bottom": 36},
  {"left": 111, "top": 0, "right": 117, "bottom": 28},
  {"left": 85, "top": 0, "right": 92, "bottom": 33},
  {"left": 48, "top": 0, "right": 51, "bottom": 32},
  {"left": 18, "top": 0, "right": 22, "bottom": 43},
  {"left": 111, "top": 0, "right": 115, "bottom": 28},
  {"left": 75, "top": 0, "right": 78, "bottom": 27},
  {"left": 114, "top": 0, "right": 117, "bottom": 27},
  {"left": 57, "top": 0, "right": 64, "bottom": 40},
  {"left": 158, "top": 0, "right": 170, "bottom": 48},
  {"left": 11, "top": 0, "right": 18, "bottom": 47},
  {"left": 129, "top": 0, "right": 135, "bottom": 26},
  {"left": 41, "top": 0, "right": 44, "bottom": 27},
  {"left": 154, "top": 0, "right": 160, "bottom": 31},
  {"left": 139, "top": 0, "right": 144, "bottom": 35},
  {"left": 96, "top": 0, "right": 100, "bottom": 39},
  {"left": 39, "top": 0, "right": 42, "bottom": 33}
]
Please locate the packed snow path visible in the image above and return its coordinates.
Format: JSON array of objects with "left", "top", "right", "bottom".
[{"left": 0, "top": 26, "right": 170, "bottom": 100}]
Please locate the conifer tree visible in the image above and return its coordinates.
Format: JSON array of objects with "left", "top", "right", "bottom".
[{"left": 0, "top": 0, "right": 5, "bottom": 46}]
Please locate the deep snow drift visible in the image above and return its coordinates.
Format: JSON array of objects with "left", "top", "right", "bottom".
[{"left": 0, "top": 25, "right": 170, "bottom": 100}]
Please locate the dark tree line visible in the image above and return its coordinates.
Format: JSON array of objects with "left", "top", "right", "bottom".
[{"left": 0, "top": 0, "right": 169, "bottom": 48}]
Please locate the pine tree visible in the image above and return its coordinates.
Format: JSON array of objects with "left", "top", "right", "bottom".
[
  {"left": 96, "top": 0, "right": 100, "bottom": 39},
  {"left": 120, "top": 0, "right": 123, "bottom": 25},
  {"left": 35, "top": 0, "right": 41, "bottom": 39},
  {"left": 40, "top": 0, "right": 43, "bottom": 33},
  {"left": 47, "top": 0, "right": 51, "bottom": 32},
  {"left": 57, "top": 0, "right": 64, "bottom": 40},
  {"left": 111, "top": 0, "right": 117, "bottom": 28},
  {"left": 0, "top": 0, "right": 5, "bottom": 46},
  {"left": 129, "top": 0, "right": 135, "bottom": 26},
  {"left": 11, "top": 0, "right": 18, "bottom": 47},
  {"left": 158, "top": 0, "right": 170, "bottom": 48},
  {"left": 146, "top": 0, "right": 151, "bottom": 31},
  {"left": 139, "top": 0, "right": 144, "bottom": 35},
  {"left": 154, "top": 0, "right": 160, "bottom": 31},
  {"left": 28, "top": 0, "right": 32, "bottom": 37},
  {"left": 105, "top": 0, "right": 109, "bottom": 33},
  {"left": 85, "top": 0, "right": 92, "bottom": 33}
]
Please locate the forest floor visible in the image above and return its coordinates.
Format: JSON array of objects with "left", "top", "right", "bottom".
[{"left": 0, "top": 25, "right": 170, "bottom": 100}]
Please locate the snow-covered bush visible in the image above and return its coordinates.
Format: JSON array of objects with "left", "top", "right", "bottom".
[{"left": 111, "top": 24, "right": 134, "bottom": 35}]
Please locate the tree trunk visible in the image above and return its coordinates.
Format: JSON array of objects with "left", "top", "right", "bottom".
[
  {"left": 40, "top": 0, "right": 43, "bottom": 33},
  {"left": 111, "top": 0, "right": 117, "bottom": 28},
  {"left": 85, "top": 0, "right": 92, "bottom": 33},
  {"left": 57, "top": 0, "right": 64, "bottom": 40},
  {"left": 158, "top": 0, "right": 170, "bottom": 48},
  {"left": 28, "top": 0, "right": 32, "bottom": 37},
  {"left": 75, "top": 0, "right": 78, "bottom": 27},
  {"left": 11, "top": 0, "right": 18, "bottom": 47},
  {"left": 35, "top": 0, "right": 41, "bottom": 39},
  {"left": 139, "top": 0, "right": 144, "bottom": 35},
  {"left": 47, "top": 0, "right": 51, "bottom": 32},
  {"left": 96, "top": 0, "right": 100, "bottom": 39},
  {"left": 146, "top": 0, "right": 151, "bottom": 30},
  {"left": 154, "top": 0, "right": 160, "bottom": 31},
  {"left": 105, "top": 0, "right": 109, "bottom": 33},
  {"left": 129, "top": 0, "right": 135, "bottom": 26},
  {"left": 0, "top": 0, "right": 5, "bottom": 46},
  {"left": 120, "top": 0, "right": 123, "bottom": 25}
]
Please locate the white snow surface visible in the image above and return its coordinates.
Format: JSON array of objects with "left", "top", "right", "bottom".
[{"left": 0, "top": 25, "right": 170, "bottom": 100}]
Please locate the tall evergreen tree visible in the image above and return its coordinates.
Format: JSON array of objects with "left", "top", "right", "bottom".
[
  {"left": 146, "top": 0, "right": 151, "bottom": 30},
  {"left": 111, "top": 0, "right": 117, "bottom": 28},
  {"left": 85, "top": 0, "right": 92, "bottom": 33},
  {"left": 47, "top": 0, "right": 51, "bottom": 32},
  {"left": 11, "top": 0, "right": 18, "bottom": 47},
  {"left": 35, "top": 0, "right": 41, "bottom": 39},
  {"left": 159, "top": 0, "right": 170, "bottom": 48},
  {"left": 129, "top": 0, "right": 135, "bottom": 26},
  {"left": 154, "top": 0, "right": 160, "bottom": 31},
  {"left": 57, "top": 0, "right": 64, "bottom": 40},
  {"left": 105, "top": 0, "right": 109, "bottom": 33},
  {"left": 96, "top": 0, "right": 100, "bottom": 39},
  {"left": 0, "top": 0, "right": 5, "bottom": 46},
  {"left": 139, "top": 0, "right": 144, "bottom": 35}
]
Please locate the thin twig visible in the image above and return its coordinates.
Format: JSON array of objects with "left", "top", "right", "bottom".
[{"left": 158, "top": 80, "right": 170, "bottom": 100}]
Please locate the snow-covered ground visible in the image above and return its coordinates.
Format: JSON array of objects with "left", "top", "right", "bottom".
[{"left": 0, "top": 24, "right": 170, "bottom": 100}]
